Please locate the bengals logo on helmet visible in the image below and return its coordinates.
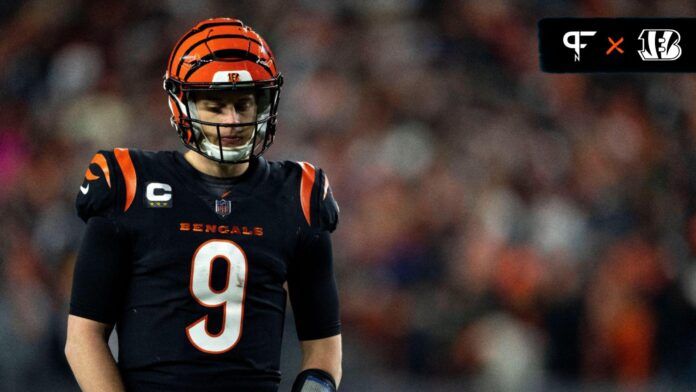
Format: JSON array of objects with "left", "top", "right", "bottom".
[{"left": 228, "top": 72, "right": 240, "bottom": 83}]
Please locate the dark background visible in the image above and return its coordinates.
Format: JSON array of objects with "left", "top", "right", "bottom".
[{"left": 2, "top": 0, "right": 696, "bottom": 391}]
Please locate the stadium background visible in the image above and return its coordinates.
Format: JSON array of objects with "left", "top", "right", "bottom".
[{"left": 1, "top": 0, "right": 696, "bottom": 390}]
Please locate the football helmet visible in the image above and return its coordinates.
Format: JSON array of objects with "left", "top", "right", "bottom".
[{"left": 164, "top": 18, "right": 282, "bottom": 163}]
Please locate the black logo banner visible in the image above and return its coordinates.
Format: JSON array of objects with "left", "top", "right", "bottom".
[{"left": 539, "top": 18, "right": 696, "bottom": 72}]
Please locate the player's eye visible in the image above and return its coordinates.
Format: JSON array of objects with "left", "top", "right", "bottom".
[
  {"left": 235, "top": 100, "right": 253, "bottom": 112},
  {"left": 204, "top": 103, "right": 223, "bottom": 113}
]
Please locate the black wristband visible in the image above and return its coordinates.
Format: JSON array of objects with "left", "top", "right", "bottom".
[{"left": 291, "top": 368, "right": 337, "bottom": 392}]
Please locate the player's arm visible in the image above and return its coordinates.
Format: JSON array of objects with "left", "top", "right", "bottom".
[
  {"left": 65, "top": 316, "right": 125, "bottom": 392},
  {"left": 289, "top": 165, "right": 342, "bottom": 390},
  {"left": 288, "top": 230, "right": 342, "bottom": 391},
  {"left": 299, "top": 334, "right": 342, "bottom": 385},
  {"left": 65, "top": 216, "right": 128, "bottom": 391}
]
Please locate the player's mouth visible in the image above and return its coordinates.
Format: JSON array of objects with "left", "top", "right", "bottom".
[{"left": 220, "top": 135, "right": 248, "bottom": 147}]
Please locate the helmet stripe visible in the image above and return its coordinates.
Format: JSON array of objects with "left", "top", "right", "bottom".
[
  {"left": 182, "top": 49, "right": 273, "bottom": 81},
  {"left": 167, "top": 20, "right": 246, "bottom": 72},
  {"left": 174, "top": 34, "right": 265, "bottom": 78}
]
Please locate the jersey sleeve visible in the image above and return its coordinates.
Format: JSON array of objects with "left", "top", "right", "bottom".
[
  {"left": 76, "top": 148, "right": 139, "bottom": 221},
  {"left": 287, "top": 230, "right": 341, "bottom": 341},
  {"left": 296, "top": 162, "right": 339, "bottom": 233},
  {"left": 76, "top": 150, "right": 119, "bottom": 222},
  {"left": 69, "top": 216, "right": 129, "bottom": 324}
]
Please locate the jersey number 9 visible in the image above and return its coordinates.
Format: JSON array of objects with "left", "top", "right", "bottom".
[{"left": 186, "top": 239, "right": 248, "bottom": 354}]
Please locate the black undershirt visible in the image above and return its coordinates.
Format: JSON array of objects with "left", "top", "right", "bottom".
[{"left": 172, "top": 152, "right": 260, "bottom": 198}]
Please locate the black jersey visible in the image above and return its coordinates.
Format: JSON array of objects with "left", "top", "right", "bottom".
[{"left": 70, "top": 148, "right": 340, "bottom": 392}]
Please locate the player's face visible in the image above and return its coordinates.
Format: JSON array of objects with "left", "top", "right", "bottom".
[{"left": 192, "top": 90, "right": 257, "bottom": 148}]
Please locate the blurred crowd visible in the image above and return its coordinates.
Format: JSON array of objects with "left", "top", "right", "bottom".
[{"left": 2, "top": 0, "right": 696, "bottom": 390}]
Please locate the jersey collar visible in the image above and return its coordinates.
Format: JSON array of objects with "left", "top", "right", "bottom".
[{"left": 169, "top": 151, "right": 269, "bottom": 201}]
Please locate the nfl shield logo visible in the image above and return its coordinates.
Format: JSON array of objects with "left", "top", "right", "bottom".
[{"left": 215, "top": 199, "right": 232, "bottom": 217}]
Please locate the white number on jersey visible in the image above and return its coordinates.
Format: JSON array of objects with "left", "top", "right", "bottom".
[{"left": 186, "top": 239, "right": 248, "bottom": 354}]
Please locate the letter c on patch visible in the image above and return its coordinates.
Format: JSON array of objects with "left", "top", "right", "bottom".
[{"left": 146, "top": 182, "right": 172, "bottom": 202}]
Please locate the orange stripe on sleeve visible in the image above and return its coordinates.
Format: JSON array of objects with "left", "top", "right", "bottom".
[
  {"left": 85, "top": 168, "right": 100, "bottom": 181},
  {"left": 114, "top": 148, "right": 137, "bottom": 212},
  {"left": 88, "top": 153, "right": 111, "bottom": 187},
  {"left": 298, "top": 162, "right": 316, "bottom": 226}
]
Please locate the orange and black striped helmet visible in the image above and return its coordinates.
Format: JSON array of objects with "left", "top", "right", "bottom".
[{"left": 164, "top": 18, "right": 283, "bottom": 163}]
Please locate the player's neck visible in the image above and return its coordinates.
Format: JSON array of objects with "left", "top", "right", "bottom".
[{"left": 184, "top": 150, "right": 250, "bottom": 178}]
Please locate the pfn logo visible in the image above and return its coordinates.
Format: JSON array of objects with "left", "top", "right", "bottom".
[
  {"left": 563, "top": 31, "right": 597, "bottom": 61},
  {"left": 638, "top": 29, "right": 682, "bottom": 61}
]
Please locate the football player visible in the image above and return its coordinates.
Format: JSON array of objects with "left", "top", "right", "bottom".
[{"left": 64, "top": 18, "right": 341, "bottom": 392}]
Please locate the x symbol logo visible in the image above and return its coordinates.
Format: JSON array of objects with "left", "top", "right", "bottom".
[{"left": 606, "top": 37, "right": 624, "bottom": 55}]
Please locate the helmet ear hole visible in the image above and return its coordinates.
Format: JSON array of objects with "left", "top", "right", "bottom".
[{"left": 166, "top": 79, "right": 180, "bottom": 94}]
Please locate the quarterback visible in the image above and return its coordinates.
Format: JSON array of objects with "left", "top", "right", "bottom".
[{"left": 64, "top": 18, "right": 342, "bottom": 392}]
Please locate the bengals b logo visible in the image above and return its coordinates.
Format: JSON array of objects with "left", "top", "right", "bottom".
[{"left": 638, "top": 29, "right": 682, "bottom": 61}]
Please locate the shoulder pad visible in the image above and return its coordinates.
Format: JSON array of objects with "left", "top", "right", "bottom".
[
  {"left": 76, "top": 149, "right": 138, "bottom": 222},
  {"left": 296, "top": 162, "right": 339, "bottom": 232}
]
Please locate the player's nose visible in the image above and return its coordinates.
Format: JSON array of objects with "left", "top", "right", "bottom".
[{"left": 220, "top": 105, "right": 240, "bottom": 124}]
